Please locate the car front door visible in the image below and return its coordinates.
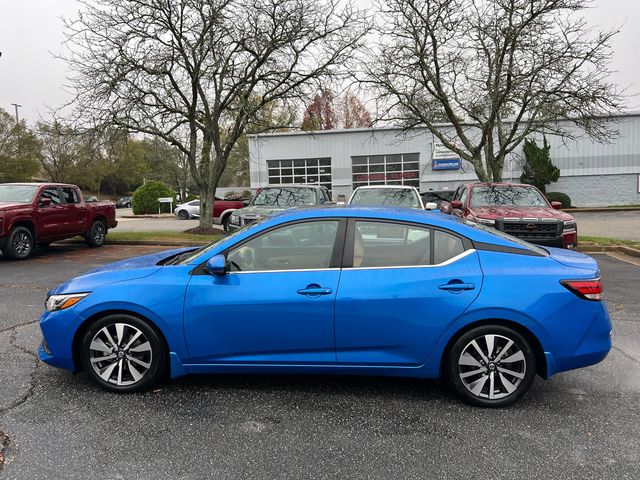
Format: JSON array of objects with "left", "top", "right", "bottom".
[
  {"left": 183, "top": 219, "right": 346, "bottom": 364},
  {"left": 35, "top": 187, "right": 67, "bottom": 239},
  {"left": 335, "top": 219, "right": 483, "bottom": 366}
]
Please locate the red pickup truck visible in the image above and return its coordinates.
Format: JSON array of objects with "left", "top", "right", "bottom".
[
  {"left": 443, "top": 182, "right": 577, "bottom": 249},
  {"left": 0, "top": 183, "right": 118, "bottom": 260}
]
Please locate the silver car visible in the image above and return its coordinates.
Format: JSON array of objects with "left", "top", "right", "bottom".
[{"left": 174, "top": 200, "right": 200, "bottom": 220}]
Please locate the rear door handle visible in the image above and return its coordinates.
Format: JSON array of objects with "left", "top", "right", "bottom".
[
  {"left": 438, "top": 282, "right": 475, "bottom": 291},
  {"left": 297, "top": 285, "right": 333, "bottom": 296}
]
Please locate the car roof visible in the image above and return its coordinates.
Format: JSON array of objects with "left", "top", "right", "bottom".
[
  {"left": 353, "top": 185, "right": 418, "bottom": 190},
  {"left": 261, "top": 184, "right": 325, "bottom": 190},
  {"left": 1, "top": 182, "right": 77, "bottom": 187},
  {"left": 464, "top": 182, "right": 537, "bottom": 189}
]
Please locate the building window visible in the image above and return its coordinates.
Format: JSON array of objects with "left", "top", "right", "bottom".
[
  {"left": 267, "top": 157, "right": 332, "bottom": 192},
  {"left": 351, "top": 153, "right": 420, "bottom": 189}
]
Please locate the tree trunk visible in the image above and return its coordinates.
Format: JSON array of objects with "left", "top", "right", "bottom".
[
  {"left": 470, "top": 153, "right": 490, "bottom": 182},
  {"left": 198, "top": 137, "right": 214, "bottom": 229}
]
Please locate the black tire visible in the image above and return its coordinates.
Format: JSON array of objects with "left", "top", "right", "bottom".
[
  {"left": 5, "top": 226, "right": 34, "bottom": 260},
  {"left": 126, "top": 202, "right": 131, "bottom": 208},
  {"left": 86, "top": 220, "right": 106, "bottom": 247},
  {"left": 79, "top": 314, "right": 167, "bottom": 393},
  {"left": 177, "top": 209, "right": 189, "bottom": 220},
  {"left": 222, "top": 215, "right": 230, "bottom": 232},
  {"left": 445, "top": 324, "right": 536, "bottom": 407}
]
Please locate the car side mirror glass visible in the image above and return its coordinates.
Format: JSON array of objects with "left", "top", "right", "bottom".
[
  {"left": 39, "top": 197, "right": 52, "bottom": 207},
  {"left": 206, "top": 254, "right": 227, "bottom": 275},
  {"left": 424, "top": 202, "right": 438, "bottom": 210},
  {"left": 551, "top": 201, "right": 562, "bottom": 210},
  {"left": 450, "top": 200, "right": 463, "bottom": 209}
]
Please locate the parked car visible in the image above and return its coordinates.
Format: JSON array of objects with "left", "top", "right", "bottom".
[
  {"left": 421, "top": 189, "right": 455, "bottom": 210},
  {"left": 0, "top": 183, "right": 117, "bottom": 260},
  {"left": 443, "top": 182, "right": 578, "bottom": 249},
  {"left": 174, "top": 197, "right": 245, "bottom": 230},
  {"left": 227, "top": 184, "right": 331, "bottom": 232},
  {"left": 39, "top": 206, "right": 610, "bottom": 407},
  {"left": 349, "top": 185, "right": 425, "bottom": 209},
  {"left": 115, "top": 196, "right": 132, "bottom": 208}
]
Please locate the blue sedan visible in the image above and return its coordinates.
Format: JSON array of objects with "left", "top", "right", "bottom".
[{"left": 39, "top": 206, "right": 611, "bottom": 407}]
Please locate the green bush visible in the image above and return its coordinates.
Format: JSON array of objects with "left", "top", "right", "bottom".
[
  {"left": 132, "top": 181, "right": 176, "bottom": 214},
  {"left": 545, "top": 192, "right": 572, "bottom": 208}
]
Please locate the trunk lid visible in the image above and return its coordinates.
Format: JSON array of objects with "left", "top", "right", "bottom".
[{"left": 546, "top": 246, "right": 599, "bottom": 275}]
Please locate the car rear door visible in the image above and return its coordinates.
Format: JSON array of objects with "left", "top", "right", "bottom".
[
  {"left": 183, "top": 219, "right": 346, "bottom": 364},
  {"left": 334, "top": 219, "right": 483, "bottom": 366},
  {"left": 60, "top": 186, "right": 86, "bottom": 235}
]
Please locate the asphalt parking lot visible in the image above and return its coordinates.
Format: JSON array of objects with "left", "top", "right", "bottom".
[{"left": 0, "top": 244, "right": 639, "bottom": 479}]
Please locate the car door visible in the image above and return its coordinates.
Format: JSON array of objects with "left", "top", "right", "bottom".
[
  {"left": 335, "top": 219, "right": 483, "bottom": 366},
  {"left": 35, "top": 187, "right": 67, "bottom": 239},
  {"left": 183, "top": 219, "right": 346, "bottom": 364}
]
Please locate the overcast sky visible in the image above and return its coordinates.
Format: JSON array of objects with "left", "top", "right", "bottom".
[{"left": 1, "top": 0, "right": 639, "bottom": 124}]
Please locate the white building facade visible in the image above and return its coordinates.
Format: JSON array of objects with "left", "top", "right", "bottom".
[{"left": 248, "top": 113, "right": 640, "bottom": 207}]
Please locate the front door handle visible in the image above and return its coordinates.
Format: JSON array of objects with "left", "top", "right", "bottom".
[
  {"left": 438, "top": 281, "right": 475, "bottom": 292},
  {"left": 297, "top": 284, "right": 333, "bottom": 297}
]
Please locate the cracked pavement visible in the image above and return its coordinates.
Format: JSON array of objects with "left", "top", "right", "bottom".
[{"left": 0, "top": 244, "right": 639, "bottom": 479}]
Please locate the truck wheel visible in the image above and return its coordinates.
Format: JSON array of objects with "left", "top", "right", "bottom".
[
  {"left": 5, "top": 226, "right": 34, "bottom": 260},
  {"left": 86, "top": 220, "right": 107, "bottom": 247},
  {"left": 177, "top": 210, "right": 189, "bottom": 220},
  {"left": 222, "top": 215, "right": 230, "bottom": 232}
]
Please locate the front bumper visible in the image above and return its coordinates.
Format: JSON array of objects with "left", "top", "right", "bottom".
[{"left": 38, "top": 308, "right": 84, "bottom": 371}]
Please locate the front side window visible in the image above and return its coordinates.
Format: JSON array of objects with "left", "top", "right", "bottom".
[
  {"left": 40, "top": 188, "right": 61, "bottom": 205},
  {"left": 470, "top": 185, "right": 547, "bottom": 208},
  {"left": 352, "top": 221, "right": 431, "bottom": 267},
  {"left": 227, "top": 220, "right": 339, "bottom": 272},
  {"left": 252, "top": 187, "right": 317, "bottom": 208}
]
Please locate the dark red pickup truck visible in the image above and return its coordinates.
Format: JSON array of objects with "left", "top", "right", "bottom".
[
  {"left": 0, "top": 183, "right": 118, "bottom": 260},
  {"left": 443, "top": 182, "right": 577, "bottom": 249}
]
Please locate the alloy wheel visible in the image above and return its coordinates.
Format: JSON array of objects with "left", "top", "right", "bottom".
[
  {"left": 457, "top": 334, "right": 526, "bottom": 400},
  {"left": 93, "top": 224, "right": 105, "bottom": 244},
  {"left": 89, "top": 323, "right": 153, "bottom": 386},
  {"left": 13, "top": 232, "right": 32, "bottom": 257}
]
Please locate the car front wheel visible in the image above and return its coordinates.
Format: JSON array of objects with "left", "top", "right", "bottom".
[
  {"left": 5, "top": 226, "right": 34, "bottom": 260},
  {"left": 177, "top": 210, "right": 189, "bottom": 220},
  {"left": 80, "top": 314, "right": 166, "bottom": 393},
  {"left": 445, "top": 325, "right": 536, "bottom": 407}
]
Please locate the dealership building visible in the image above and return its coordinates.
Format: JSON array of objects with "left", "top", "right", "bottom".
[{"left": 248, "top": 112, "right": 640, "bottom": 207}]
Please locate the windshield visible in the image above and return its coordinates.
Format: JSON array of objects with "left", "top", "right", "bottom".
[
  {"left": 252, "top": 187, "right": 317, "bottom": 207},
  {"left": 460, "top": 218, "right": 548, "bottom": 256},
  {"left": 0, "top": 185, "right": 38, "bottom": 203},
  {"left": 470, "top": 185, "right": 548, "bottom": 208},
  {"left": 350, "top": 188, "right": 421, "bottom": 209}
]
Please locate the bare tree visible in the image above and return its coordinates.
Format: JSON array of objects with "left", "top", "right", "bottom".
[
  {"left": 64, "top": 0, "right": 368, "bottom": 228},
  {"left": 362, "top": 0, "right": 626, "bottom": 182}
]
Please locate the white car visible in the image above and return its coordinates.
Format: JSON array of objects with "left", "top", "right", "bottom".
[
  {"left": 174, "top": 200, "right": 201, "bottom": 220},
  {"left": 348, "top": 185, "right": 437, "bottom": 210}
]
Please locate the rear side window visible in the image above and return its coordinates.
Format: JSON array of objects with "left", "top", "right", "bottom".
[
  {"left": 433, "top": 230, "right": 465, "bottom": 264},
  {"left": 353, "top": 221, "right": 431, "bottom": 267},
  {"left": 62, "top": 187, "right": 80, "bottom": 204}
]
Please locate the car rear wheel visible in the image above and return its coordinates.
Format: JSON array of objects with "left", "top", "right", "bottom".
[
  {"left": 177, "top": 209, "right": 189, "bottom": 220},
  {"left": 445, "top": 325, "right": 536, "bottom": 407},
  {"left": 86, "top": 220, "right": 106, "bottom": 247},
  {"left": 222, "top": 215, "right": 230, "bottom": 232},
  {"left": 80, "top": 314, "right": 166, "bottom": 393},
  {"left": 5, "top": 226, "right": 34, "bottom": 260}
]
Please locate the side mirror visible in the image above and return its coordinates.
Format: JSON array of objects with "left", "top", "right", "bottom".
[
  {"left": 424, "top": 202, "right": 438, "bottom": 210},
  {"left": 551, "top": 201, "right": 562, "bottom": 210},
  {"left": 39, "top": 198, "right": 52, "bottom": 207},
  {"left": 450, "top": 200, "right": 463, "bottom": 209},
  {"left": 206, "top": 254, "right": 227, "bottom": 275}
]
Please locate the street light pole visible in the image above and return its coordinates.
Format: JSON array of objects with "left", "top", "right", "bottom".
[{"left": 10, "top": 103, "right": 21, "bottom": 123}]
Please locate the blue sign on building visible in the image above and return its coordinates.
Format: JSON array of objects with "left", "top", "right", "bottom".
[{"left": 432, "top": 158, "right": 461, "bottom": 170}]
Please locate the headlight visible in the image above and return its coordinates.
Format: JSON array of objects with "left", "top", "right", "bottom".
[
  {"left": 45, "top": 293, "right": 90, "bottom": 312},
  {"left": 475, "top": 217, "right": 495, "bottom": 226},
  {"left": 230, "top": 214, "right": 240, "bottom": 225},
  {"left": 563, "top": 220, "right": 576, "bottom": 231}
]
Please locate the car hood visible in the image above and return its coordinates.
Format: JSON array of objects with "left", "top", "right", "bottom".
[
  {"left": 470, "top": 206, "right": 573, "bottom": 221},
  {"left": 48, "top": 247, "right": 197, "bottom": 295},
  {"left": 0, "top": 202, "right": 28, "bottom": 211},
  {"left": 238, "top": 205, "right": 289, "bottom": 217},
  {"left": 546, "top": 247, "right": 599, "bottom": 274}
]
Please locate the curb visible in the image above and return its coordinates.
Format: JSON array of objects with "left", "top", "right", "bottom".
[
  {"left": 59, "top": 239, "right": 205, "bottom": 247},
  {"left": 578, "top": 244, "right": 640, "bottom": 258},
  {"left": 120, "top": 214, "right": 177, "bottom": 219},
  {"left": 564, "top": 207, "right": 640, "bottom": 213}
]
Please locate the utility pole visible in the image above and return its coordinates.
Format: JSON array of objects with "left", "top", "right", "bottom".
[{"left": 10, "top": 103, "right": 21, "bottom": 123}]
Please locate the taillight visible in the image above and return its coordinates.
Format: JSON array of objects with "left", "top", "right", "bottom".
[{"left": 561, "top": 279, "right": 603, "bottom": 301}]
